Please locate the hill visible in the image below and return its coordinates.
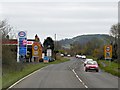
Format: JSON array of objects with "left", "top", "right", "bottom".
[{"left": 59, "top": 34, "right": 114, "bottom": 49}]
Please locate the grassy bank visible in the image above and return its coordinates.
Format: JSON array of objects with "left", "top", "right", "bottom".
[
  {"left": 87, "top": 56, "right": 120, "bottom": 77},
  {"left": 0, "top": 77, "right": 1, "bottom": 84},
  {"left": 2, "top": 57, "right": 69, "bottom": 89},
  {"left": 97, "top": 60, "right": 120, "bottom": 77}
]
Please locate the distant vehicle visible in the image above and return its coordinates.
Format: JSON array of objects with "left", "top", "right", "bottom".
[
  {"left": 67, "top": 54, "right": 71, "bottom": 57},
  {"left": 76, "top": 55, "right": 82, "bottom": 58},
  {"left": 49, "top": 57, "right": 55, "bottom": 62},
  {"left": 60, "top": 54, "right": 64, "bottom": 57},
  {"left": 84, "top": 59, "right": 93, "bottom": 66},
  {"left": 75, "top": 55, "right": 78, "bottom": 58},
  {"left": 81, "top": 55, "right": 86, "bottom": 59},
  {"left": 78, "top": 55, "right": 82, "bottom": 58},
  {"left": 85, "top": 61, "right": 99, "bottom": 72}
]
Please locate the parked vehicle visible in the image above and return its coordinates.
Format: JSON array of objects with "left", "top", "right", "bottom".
[
  {"left": 49, "top": 57, "right": 55, "bottom": 62},
  {"left": 67, "top": 54, "right": 71, "bottom": 57},
  {"left": 85, "top": 61, "right": 99, "bottom": 72},
  {"left": 60, "top": 54, "right": 64, "bottom": 57}
]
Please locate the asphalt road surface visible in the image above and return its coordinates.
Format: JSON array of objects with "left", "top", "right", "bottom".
[{"left": 11, "top": 57, "right": 118, "bottom": 88}]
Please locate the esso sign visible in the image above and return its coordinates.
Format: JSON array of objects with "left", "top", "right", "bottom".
[{"left": 18, "top": 31, "right": 26, "bottom": 37}]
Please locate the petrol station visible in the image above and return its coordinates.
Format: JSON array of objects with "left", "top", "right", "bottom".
[{"left": 2, "top": 31, "right": 43, "bottom": 62}]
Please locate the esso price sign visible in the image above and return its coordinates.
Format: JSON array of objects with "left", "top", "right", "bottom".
[
  {"left": 34, "top": 45, "right": 38, "bottom": 50},
  {"left": 23, "top": 40, "right": 27, "bottom": 45},
  {"left": 18, "top": 31, "right": 26, "bottom": 37}
]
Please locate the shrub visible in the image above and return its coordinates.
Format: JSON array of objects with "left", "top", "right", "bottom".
[{"left": 2, "top": 45, "right": 24, "bottom": 75}]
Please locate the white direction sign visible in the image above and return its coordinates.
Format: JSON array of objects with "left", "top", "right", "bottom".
[{"left": 47, "top": 49, "right": 52, "bottom": 57}]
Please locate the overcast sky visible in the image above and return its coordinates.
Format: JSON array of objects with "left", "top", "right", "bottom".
[{"left": 0, "top": 0, "right": 118, "bottom": 43}]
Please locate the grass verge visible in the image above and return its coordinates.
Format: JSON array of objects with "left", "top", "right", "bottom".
[
  {"left": 97, "top": 60, "right": 120, "bottom": 77},
  {"left": 0, "top": 77, "right": 2, "bottom": 90},
  {"left": 2, "top": 57, "right": 69, "bottom": 89}
]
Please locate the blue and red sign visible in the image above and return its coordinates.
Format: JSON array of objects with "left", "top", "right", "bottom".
[
  {"left": 19, "top": 38, "right": 27, "bottom": 55},
  {"left": 18, "top": 31, "right": 26, "bottom": 37},
  {"left": 43, "top": 56, "right": 49, "bottom": 63},
  {"left": 18, "top": 31, "right": 27, "bottom": 60}
]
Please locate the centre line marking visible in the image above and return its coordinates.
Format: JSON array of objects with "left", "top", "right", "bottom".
[{"left": 72, "top": 69, "right": 88, "bottom": 88}]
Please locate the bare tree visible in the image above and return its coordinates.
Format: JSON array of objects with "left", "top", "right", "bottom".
[
  {"left": 0, "top": 20, "right": 14, "bottom": 39},
  {"left": 110, "top": 24, "right": 120, "bottom": 61},
  {"left": 110, "top": 24, "right": 118, "bottom": 38}
]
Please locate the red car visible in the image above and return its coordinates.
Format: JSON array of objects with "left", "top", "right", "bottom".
[{"left": 85, "top": 61, "right": 99, "bottom": 72}]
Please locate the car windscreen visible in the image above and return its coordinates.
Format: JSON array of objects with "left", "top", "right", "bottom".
[{"left": 87, "top": 61, "right": 97, "bottom": 65}]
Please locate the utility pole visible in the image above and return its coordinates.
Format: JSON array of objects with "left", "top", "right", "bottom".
[
  {"left": 117, "top": 23, "right": 120, "bottom": 63},
  {"left": 55, "top": 34, "right": 56, "bottom": 47},
  {"left": 54, "top": 34, "right": 56, "bottom": 60},
  {"left": 0, "top": 31, "right": 2, "bottom": 90}
]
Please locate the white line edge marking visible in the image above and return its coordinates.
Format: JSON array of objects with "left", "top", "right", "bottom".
[
  {"left": 72, "top": 69, "right": 88, "bottom": 88},
  {"left": 7, "top": 65, "right": 49, "bottom": 90}
]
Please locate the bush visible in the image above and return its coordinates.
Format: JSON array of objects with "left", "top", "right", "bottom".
[{"left": 2, "top": 45, "right": 24, "bottom": 75}]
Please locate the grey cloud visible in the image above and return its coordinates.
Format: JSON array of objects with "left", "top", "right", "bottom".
[
  {"left": 0, "top": 1, "right": 118, "bottom": 42},
  {"left": 0, "top": 0, "right": 119, "bottom": 3}
]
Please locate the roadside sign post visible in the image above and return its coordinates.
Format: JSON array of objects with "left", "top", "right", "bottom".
[
  {"left": 32, "top": 42, "right": 39, "bottom": 62},
  {"left": 32, "top": 35, "right": 42, "bottom": 62},
  {"left": 47, "top": 49, "right": 52, "bottom": 57},
  {"left": 43, "top": 56, "right": 49, "bottom": 63},
  {"left": 32, "top": 42, "right": 42, "bottom": 62},
  {"left": 46, "top": 49, "right": 52, "bottom": 62},
  {"left": 17, "top": 31, "right": 27, "bottom": 62},
  {"left": 104, "top": 45, "right": 112, "bottom": 61}
]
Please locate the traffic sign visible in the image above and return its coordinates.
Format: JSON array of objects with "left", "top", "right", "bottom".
[
  {"left": 43, "top": 56, "right": 49, "bottom": 63},
  {"left": 104, "top": 45, "right": 112, "bottom": 60},
  {"left": 32, "top": 42, "right": 41, "bottom": 57},
  {"left": 47, "top": 49, "right": 52, "bottom": 57},
  {"left": 34, "top": 45, "right": 38, "bottom": 51},
  {"left": 106, "top": 46, "right": 111, "bottom": 52}
]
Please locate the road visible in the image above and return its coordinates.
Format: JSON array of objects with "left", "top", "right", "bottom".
[{"left": 11, "top": 57, "right": 118, "bottom": 88}]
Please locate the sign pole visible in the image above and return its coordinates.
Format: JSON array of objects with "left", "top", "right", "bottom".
[{"left": 17, "top": 38, "right": 19, "bottom": 62}]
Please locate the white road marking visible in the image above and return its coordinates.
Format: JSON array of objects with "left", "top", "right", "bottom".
[
  {"left": 72, "top": 69, "right": 88, "bottom": 88},
  {"left": 77, "top": 77, "right": 82, "bottom": 82},
  {"left": 7, "top": 65, "right": 49, "bottom": 90},
  {"left": 84, "top": 85, "right": 88, "bottom": 88}
]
